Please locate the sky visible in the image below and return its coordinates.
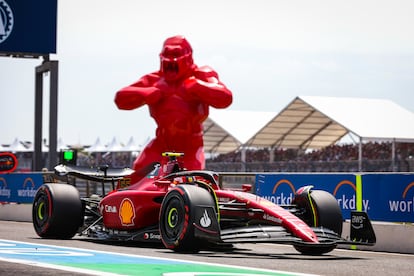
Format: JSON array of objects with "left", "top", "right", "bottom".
[{"left": 1, "top": 0, "right": 414, "bottom": 148}]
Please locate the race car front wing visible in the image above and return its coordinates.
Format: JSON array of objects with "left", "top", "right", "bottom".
[{"left": 208, "top": 211, "right": 376, "bottom": 247}]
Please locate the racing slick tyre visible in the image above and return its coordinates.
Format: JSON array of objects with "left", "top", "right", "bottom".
[
  {"left": 32, "top": 183, "right": 83, "bottom": 239},
  {"left": 159, "top": 184, "right": 216, "bottom": 252},
  {"left": 293, "top": 189, "right": 343, "bottom": 255}
]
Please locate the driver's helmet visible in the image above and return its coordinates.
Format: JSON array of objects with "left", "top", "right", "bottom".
[{"left": 159, "top": 35, "right": 194, "bottom": 82}]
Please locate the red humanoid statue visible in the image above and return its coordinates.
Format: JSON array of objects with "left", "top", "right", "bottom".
[{"left": 115, "top": 35, "right": 232, "bottom": 184}]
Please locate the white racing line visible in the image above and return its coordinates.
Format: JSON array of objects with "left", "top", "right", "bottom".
[
  {"left": 163, "top": 274, "right": 296, "bottom": 276},
  {"left": 0, "top": 256, "right": 121, "bottom": 276},
  {"left": 0, "top": 239, "right": 318, "bottom": 276}
]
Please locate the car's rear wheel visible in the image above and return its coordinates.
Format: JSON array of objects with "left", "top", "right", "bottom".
[
  {"left": 32, "top": 183, "right": 83, "bottom": 239},
  {"left": 293, "top": 188, "right": 343, "bottom": 255},
  {"left": 159, "top": 184, "right": 215, "bottom": 252}
]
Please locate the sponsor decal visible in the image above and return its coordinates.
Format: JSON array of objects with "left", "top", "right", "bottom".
[
  {"left": 0, "top": 0, "right": 13, "bottom": 44},
  {"left": 119, "top": 198, "right": 135, "bottom": 226},
  {"left": 0, "top": 153, "right": 17, "bottom": 173},
  {"left": 389, "top": 181, "right": 414, "bottom": 213},
  {"left": 200, "top": 209, "right": 212, "bottom": 227},
  {"left": 351, "top": 214, "right": 366, "bottom": 230},
  {"left": 263, "top": 213, "right": 282, "bottom": 224},
  {"left": 333, "top": 180, "right": 370, "bottom": 211},
  {"left": 104, "top": 205, "right": 117, "bottom": 213},
  {"left": 17, "top": 178, "right": 37, "bottom": 198},
  {"left": 262, "top": 179, "right": 295, "bottom": 205},
  {"left": 0, "top": 177, "right": 11, "bottom": 198},
  {"left": 143, "top": 233, "right": 161, "bottom": 240}
]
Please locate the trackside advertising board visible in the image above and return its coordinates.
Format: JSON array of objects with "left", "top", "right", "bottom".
[
  {"left": 0, "top": 173, "right": 44, "bottom": 203},
  {"left": 362, "top": 174, "right": 414, "bottom": 222},
  {"left": 0, "top": 0, "right": 57, "bottom": 55},
  {"left": 256, "top": 173, "right": 414, "bottom": 223}
]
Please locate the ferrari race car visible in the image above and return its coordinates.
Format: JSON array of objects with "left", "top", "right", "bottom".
[{"left": 32, "top": 152, "right": 376, "bottom": 255}]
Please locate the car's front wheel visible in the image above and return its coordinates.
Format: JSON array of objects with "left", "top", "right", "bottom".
[
  {"left": 159, "top": 184, "right": 215, "bottom": 252},
  {"left": 32, "top": 183, "right": 83, "bottom": 239},
  {"left": 292, "top": 188, "right": 343, "bottom": 255}
]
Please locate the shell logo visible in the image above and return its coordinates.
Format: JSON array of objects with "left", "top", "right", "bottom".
[{"left": 119, "top": 198, "right": 135, "bottom": 226}]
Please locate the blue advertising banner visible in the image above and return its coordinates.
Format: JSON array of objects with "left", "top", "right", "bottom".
[
  {"left": 256, "top": 173, "right": 414, "bottom": 222},
  {"left": 0, "top": 0, "right": 57, "bottom": 55},
  {"left": 363, "top": 174, "right": 414, "bottom": 222},
  {"left": 0, "top": 173, "right": 43, "bottom": 203},
  {"left": 256, "top": 173, "right": 360, "bottom": 220}
]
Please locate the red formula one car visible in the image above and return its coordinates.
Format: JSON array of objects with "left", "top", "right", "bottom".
[{"left": 32, "top": 152, "right": 376, "bottom": 255}]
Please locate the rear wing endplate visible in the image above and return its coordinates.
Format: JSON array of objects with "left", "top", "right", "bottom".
[{"left": 350, "top": 211, "right": 376, "bottom": 245}]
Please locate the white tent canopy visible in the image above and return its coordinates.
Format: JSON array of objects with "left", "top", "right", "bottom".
[
  {"left": 84, "top": 137, "right": 107, "bottom": 152},
  {"left": 203, "top": 96, "right": 414, "bottom": 171},
  {"left": 106, "top": 137, "right": 124, "bottom": 152},
  {"left": 247, "top": 96, "right": 414, "bottom": 150},
  {"left": 203, "top": 109, "right": 277, "bottom": 154},
  {"left": 8, "top": 138, "right": 31, "bottom": 152},
  {"left": 25, "top": 137, "right": 68, "bottom": 152},
  {"left": 204, "top": 96, "right": 414, "bottom": 170},
  {"left": 122, "top": 136, "right": 141, "bottom": 152},
  {"left": 301, "top": 96, "right": 414, "bottom": 143},
  {"left": 57, "top": 138, "right": 69, "bottom": 151}
]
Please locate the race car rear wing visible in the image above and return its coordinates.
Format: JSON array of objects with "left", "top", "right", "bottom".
[
  {"left": 54, "top": 164, "right": 134, "bottom": 182},
  {"left": 349, "top": 211, "right": 376, "bottom": 245}
]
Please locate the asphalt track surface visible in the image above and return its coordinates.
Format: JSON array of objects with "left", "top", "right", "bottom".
[{"left": 1, "top": 221, "right": 413, "bottom": 276}]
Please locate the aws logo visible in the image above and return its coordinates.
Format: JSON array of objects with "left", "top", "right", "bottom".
[
  {"left": 0, "top": 0, "right": 14, "bottom": 44},
  {"left": 0, "top": 177, "right": 11, "bottom": 198},
  {"left": 261, "top": 179, "right": 296, "bottom": 205},
  {"left": 389, "top": 181, "right": 414, "bottom": 213},
  {"left": 17, "top": 177, "right": 37, "bottom": 197}
]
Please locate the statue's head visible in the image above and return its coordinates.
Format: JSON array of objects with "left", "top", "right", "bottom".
[{"left": 159, "top": 35, "right": 194, "bottom": 82}]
